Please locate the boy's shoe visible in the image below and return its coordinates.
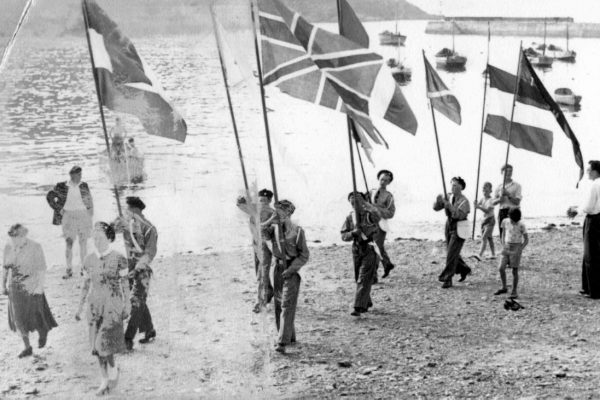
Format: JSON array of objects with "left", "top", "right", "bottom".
[
  {"left": 494, "top": 288, "right": 508, "bottom": 295},
  {"left": 441, "top": 281, "right": 452, "bottom": 289},
  {"left": 275, "top": 344, "right": 286, "bottom": 354},
  {"left": 139, "top": 330, "right": 156, "bottom": 344}
]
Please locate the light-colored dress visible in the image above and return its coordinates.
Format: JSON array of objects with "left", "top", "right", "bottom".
[
  {"left": 83, "top": 251, "right": 128, "bottom": 356},
  {"left": 3, "top": 239, "right": 57, "bottom": 334}
]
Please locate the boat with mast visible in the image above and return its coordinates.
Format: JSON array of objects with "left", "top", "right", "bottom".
[
  {"left": 527, "top": 19, "right": 553, "bottom": 68},
  {"left": 379, "top": 3, "right": 406, "bottom": 46},
  {"left": 435, "top": 20, "right": 467, "bottom": 70}
]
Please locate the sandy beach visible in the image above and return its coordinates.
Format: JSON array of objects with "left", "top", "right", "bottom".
[{"left": 1, "top": 223, "right": 599, "bottom": 399}]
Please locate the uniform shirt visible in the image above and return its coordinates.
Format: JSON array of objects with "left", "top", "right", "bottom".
[
  {"left": 267, "top": 222, "right": 309, "bottom": 272},
  {"left": 114, "top": 214, "right": 158, "bottom": 265},
  {"left": 494, "top": 181, "right": 522, "bottom": 210},
  {"left": 370, "top": 189, "right": 395, "bottom": 220},
  {"left": 478, "top": 196, "right": 495, "bottom": 219},
  {"left": 501, "top": 219, "right": 527, "bottom": 244},
  {"left": 340, "top": 210, "right": 380, "bottom": 243},
  {"left": 64, "top": 181, "right": 87, "bottom": 211},
  {"left": 582, "top": 178, "right": 600, "bottom": 215}
]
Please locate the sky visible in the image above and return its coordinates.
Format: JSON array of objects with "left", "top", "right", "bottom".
[{"left": 409, "top": 0, "right": 600, "bottom": 22}]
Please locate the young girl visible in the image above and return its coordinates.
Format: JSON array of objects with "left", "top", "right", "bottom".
[
  {"left": 494, "top": 208, "right": 528, "bottom": 299},
  {"left": 475, "top": 182, "right": 496, "bottom": 259}
]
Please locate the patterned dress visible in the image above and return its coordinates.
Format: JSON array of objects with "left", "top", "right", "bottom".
[
  {"left": 83, "top": 251, "right": 128, "bottom": 357},
  {"left": 4, "top": 239, "right": 57, "bottom": 334}
]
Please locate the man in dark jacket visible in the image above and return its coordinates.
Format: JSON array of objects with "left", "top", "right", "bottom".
[{"left": 46, "top": 166, "right": 94, "bottom": 279}]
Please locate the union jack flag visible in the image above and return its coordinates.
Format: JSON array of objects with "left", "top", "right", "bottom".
[{"left": 258, "top": 0, "right": 417, "bottom": 143}]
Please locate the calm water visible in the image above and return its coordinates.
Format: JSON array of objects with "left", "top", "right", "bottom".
[{"left": 0, "top": 20, "right": 599, "bottom": 266}]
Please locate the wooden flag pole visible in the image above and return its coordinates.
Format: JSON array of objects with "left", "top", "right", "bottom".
[
  {"left": 81, "top": 0, "right": 123, "bottom": 216},
  {"left": 336, "top": 0, "right": 360, "bottom": 220},
  {"left": 423, "top": 50, "right": 448, "bottom": 200},
  {"left": 250, "top": 0, "right": 287, "bottom": 275},
  {"left": 210, "top": 6, "right": 250, "bottom": 197},
  {"left": 502, "top": 42, "right": 524, "bottom": 193},
  {"left": 471, "top": 21, "right": 491, "bottom": 239},
  {"left": 250, "top": 0, "right": 279, "bottom": 203},
  {"left": 0, "top": 0, "right": 34, "bottom": 74}
]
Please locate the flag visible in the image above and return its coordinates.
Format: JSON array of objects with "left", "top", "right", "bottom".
[
  {"left": 83, "top": 0, "right": 187, "bottom": 142},
  {"left": 484, "top": 51, "right": 584, "bottom": 182},
  {"left": 423, "top": 53, "right": 461, "bottom": 125},
  {"left": 258, "top": 0, "right": 417, "bottom": 138},
  {"left": 338, "top": 0, "right": 369, "bottom": 48},
  {"left": 211, "top": 4, "right": 253, "bottom": 88}
]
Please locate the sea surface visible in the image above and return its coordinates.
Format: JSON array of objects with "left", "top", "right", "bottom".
[{"left": 0, "top": 20, "right": 599, "bottom": 267}]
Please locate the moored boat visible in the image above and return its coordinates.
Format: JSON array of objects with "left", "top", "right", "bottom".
[
  {"left": 387, "top": 58, "right": 411, "bottom": 84},
  {"left": 554, "top": 87, "right": 582, "bottom": 106}
]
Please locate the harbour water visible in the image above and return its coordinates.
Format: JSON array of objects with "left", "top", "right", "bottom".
[{"left": 0, "top": 20, "right": 599, "bottom": 267}]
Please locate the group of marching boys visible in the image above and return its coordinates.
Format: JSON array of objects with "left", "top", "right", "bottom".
[{"left": 236, "top": 163, "right": 544, "bottom": 353}]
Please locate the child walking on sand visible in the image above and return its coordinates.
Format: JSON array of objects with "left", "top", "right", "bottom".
[
  {"left": 494, "top": 208, "right": 528, "bottom": 299},
  {"left": 475, "top": 182, "right": 496, "bottom": 259}
]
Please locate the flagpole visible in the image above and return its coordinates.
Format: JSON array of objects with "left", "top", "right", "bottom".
[
  {"left": 423, "top": 50, "right": 448, "bottom": 200},
  {"left": 471, "top": 21, "right": 491, "bottom": 239},
  {"left": 250, "top": 0, "right": 287, "bottom": 276},
  {"left": 502, "top": 42, "right": 523, "bottom": 193},
  {"left": 0, "top": 0, "right": 34, "bottom": 74},
  {"left": 81, "top": 0, "right": 123, "bottom": 216},
  {"left": 250, "top": 0, "right": 279, "bottom": 202},
  {"left": 337, "top": 0, "right": 360, "bottom": 220},
  {"left": 210, "top": 6, "right": 250, "bottom": 197}
]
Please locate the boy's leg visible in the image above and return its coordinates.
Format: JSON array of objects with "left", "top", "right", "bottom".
[
  {"left": 488, "top": 236, "right": 496, "bottom": 256},
  {"left": 498, "top": 256, "right": 508, "bottom": 290},
  {"left": 511, "top": 268, "right": 519, "bottom": 298}
]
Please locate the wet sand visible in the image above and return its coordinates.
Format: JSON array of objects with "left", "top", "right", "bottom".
[{"left": 1, "top": 224, "right": 599, "bottom": 399}]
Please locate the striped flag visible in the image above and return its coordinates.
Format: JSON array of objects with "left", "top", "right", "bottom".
[
  {"left": 484, "top": 51, "right": 584, "bottom": 181},
  {"left": 258, "top": 0, "right": 417, "bottom": 138},
  {"left": 423, "top": 53, "right": 461, "bottom": 125},
  {"left": 83, "top": 0, "right": 187, "bottom": 142}
]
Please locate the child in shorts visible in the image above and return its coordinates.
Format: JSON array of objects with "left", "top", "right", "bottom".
[
  {"left": 475, "top": 182, "right": 496, "bottom": 259},
  {"left": 494, "top": 207, "right": 528, "bottom": 299}
]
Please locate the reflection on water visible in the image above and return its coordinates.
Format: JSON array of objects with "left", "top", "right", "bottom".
[{"left": 0, "top": 22, "right": 599, "bottom": 267}]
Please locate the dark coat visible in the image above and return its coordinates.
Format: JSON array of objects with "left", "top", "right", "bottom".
[{"left": 46, "top": 182, "right": 93, "bottom": 225}]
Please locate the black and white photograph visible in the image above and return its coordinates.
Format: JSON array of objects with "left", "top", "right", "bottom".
[{"left": 1, "top": 0, "right": 600, "bottom": 398}]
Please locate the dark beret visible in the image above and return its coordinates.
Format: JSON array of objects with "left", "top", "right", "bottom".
[
  {"left": 126, "top": 196, "right": 146, "bottom": 210},
  {"left": 70, "top": 165, "right": 82, "bottom": 174},
  {"left": 451, "top": 176, "right": 466, "bottom": 190},
  {"left": 377, "top": 169, "right": 393, "bottom": 182},
  {"left": 258, "top": 189, "right": 274, "bottom": 200}
]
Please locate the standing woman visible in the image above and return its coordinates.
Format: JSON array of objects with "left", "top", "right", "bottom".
[
  {"left": 581, "top": 161, "right": 600, "bottom": 299},
  {"left": 76, "top": 222, "right": 130, "bottom": 396},
  {"left": 2, "top": 224, "right": 58, "bottom": 358}
]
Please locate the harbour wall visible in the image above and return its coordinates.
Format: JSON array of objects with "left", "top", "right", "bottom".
[{"left": 425, "top": 20, "right": 600, "bottom": 38}]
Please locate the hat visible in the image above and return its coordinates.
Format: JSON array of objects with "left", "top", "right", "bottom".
[
  {"left": 258, "top": 189, "right": 274, "bottom": 200},
  {"left": 451, "top": 176, "right": 466, "bottom": 190},
  {"left": 8, "top": 223, "right": 28, "bottom": 238},
  {"left": 69, "top": 165, "right": 82, "bottom": 174},
  {"left": 377, "top": 169, "right": 393, "bottom": 182},
  {"left": 126, "top": 196, "right": 146, "bottom": 211},
  {"left": 274, "top": 199, "right": 295, "bottom": 215}
]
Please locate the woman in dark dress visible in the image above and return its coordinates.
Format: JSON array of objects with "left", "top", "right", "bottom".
[
  {"left": 2, "top": 224, "right": 57, "bottom": 358},
  {"left": 76, "top": 222, "right": 130, "bottom": 396}
]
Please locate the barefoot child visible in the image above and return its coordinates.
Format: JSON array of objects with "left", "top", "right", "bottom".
[
  {"left": 494, "top": 208, "right": 528, "bottom": 299},
  {"left": 475, "top": 182, "right": 496, "bottom": 259}
]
